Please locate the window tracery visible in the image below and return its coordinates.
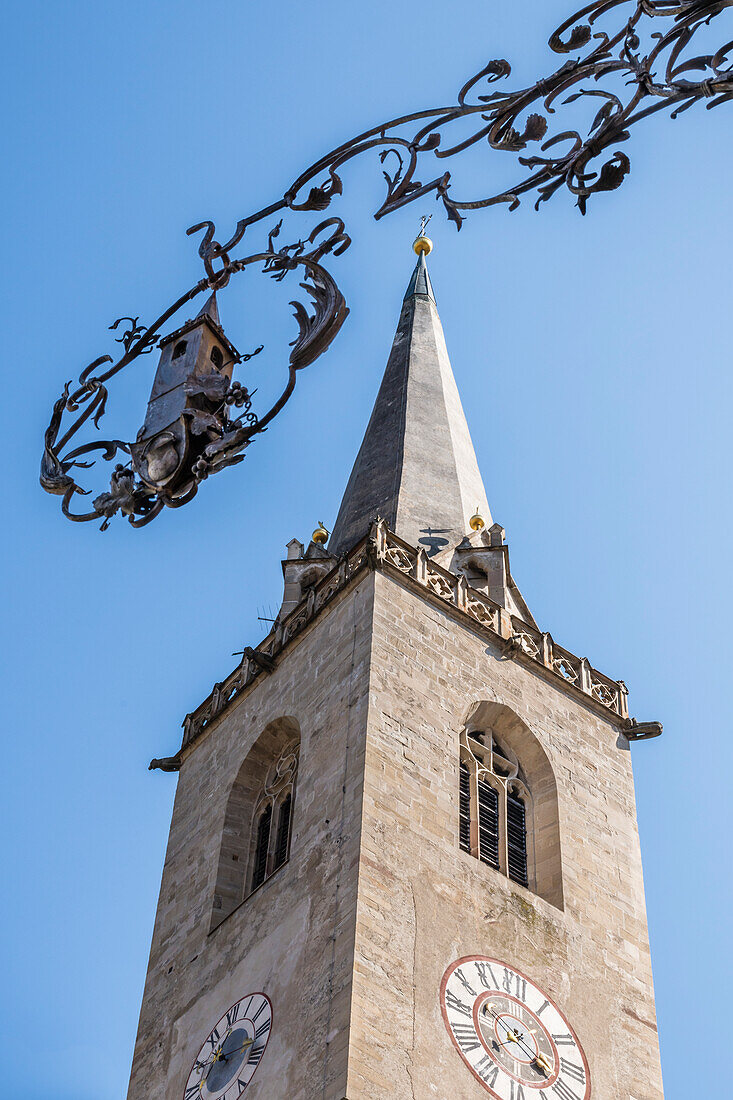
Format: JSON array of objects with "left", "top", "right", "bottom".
[
  {"left": 459, "top": 726, "right": 530, "bottom": 890},
  {"left": 248, "top": 745, "right": 298, "bottom": 896},
  {"left": 210, "top": 717, "right": 300, "bottom": 931}
]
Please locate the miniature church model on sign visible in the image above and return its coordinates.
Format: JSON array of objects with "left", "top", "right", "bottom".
[{"left": 129, "top": 237, "right": 664, "bottom": 1100}]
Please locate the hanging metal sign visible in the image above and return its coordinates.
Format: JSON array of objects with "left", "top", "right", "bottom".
[{"left": 40, "top": 0, "right": 732, "bottom": 529}]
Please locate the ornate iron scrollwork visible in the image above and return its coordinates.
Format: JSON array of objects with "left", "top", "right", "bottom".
[
  {"left": 41, "top": 0, "right": 732, "bottom": 528},
  {"left": 41, "top": 232, "right": 349, "bottom": 529}
]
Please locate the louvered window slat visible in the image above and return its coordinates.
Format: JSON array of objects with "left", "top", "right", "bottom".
[
  {"left": 507, "top": 792, "right": 528, "bottom": 887},
  {"left": 459, "top": 735, "right": 534, "bottom": 894},
  {"left": 251, "top": 804, "right": 272, "bottom": 891},
  {"left": 459, "top": 762, "right": 471, "bottom": 853},
  {"left": 477, "top": 778, "right": 500, "bottom": 870},
  {"left": 273, "top": 794, "right": 292, "bottom": 870}
]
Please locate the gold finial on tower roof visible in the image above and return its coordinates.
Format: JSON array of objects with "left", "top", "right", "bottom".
[
  {"left": 469, "top": 506, "right": 485, "bottom": 532},
  {"left": 413, "top": 213, "right": 433, "bottom": 256},
  {"left": 312, "top": 521, "right": 329, "bottom": 545}
]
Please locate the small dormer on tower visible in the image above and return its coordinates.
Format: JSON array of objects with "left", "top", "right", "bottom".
[
  {"left": 278, "top": 530, "right": 336, "bottom": 621},
  {"left": 130, "top": 294, "right": 243, "bottom": 493},
  {"left": 448, "top": 522, "right": 538, "bottom": 626}
]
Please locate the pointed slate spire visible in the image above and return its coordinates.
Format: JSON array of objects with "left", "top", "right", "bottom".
[
  {"left": 329, "top": 243, "right": 491, "bottom": 557},
  {"left": 403, "top": 249, "right": 435, "bottom": 301}
]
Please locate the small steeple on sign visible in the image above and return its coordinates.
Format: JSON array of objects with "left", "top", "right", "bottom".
[{"left": 39, "top": 0, "right": 732, "bottom": 531}]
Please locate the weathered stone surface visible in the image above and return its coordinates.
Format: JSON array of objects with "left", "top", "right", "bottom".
[
  {"left": 127, "top": 580, "right": 374, "bottom": 1100},
  {"left": 128, "top": 568, "right": 662, "bottom": 1099},
  {"left": 128, "top": 250, "right": 661, "bottom": 1100},
  {"left": 346, "top": 571, "right": 662, "bottom": 1099}
]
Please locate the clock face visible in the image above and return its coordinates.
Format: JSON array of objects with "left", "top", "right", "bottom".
[
  {"left": 183, "top": 993, "right": 272, "bottom": 1100},
  {"left": 441, "top": 956, "right": 590, "bottom": 1099}
]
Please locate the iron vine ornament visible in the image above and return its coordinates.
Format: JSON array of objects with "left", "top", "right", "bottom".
[{"left": 41, "top": 0, "right": 733, "bottom": 529}]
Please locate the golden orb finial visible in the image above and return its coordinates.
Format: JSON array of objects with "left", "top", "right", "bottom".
[
  {"left": 312, "top": 521, "right": 329, "bottom": 545},
  {"left": 469, "top": 507, "right": 485, "bottom": 532},
  {"left": 413, "top": 213, "right": 434, "bottom": 256}
]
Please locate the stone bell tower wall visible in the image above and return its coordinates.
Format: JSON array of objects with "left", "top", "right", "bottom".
[
  {"left": 126, "top": 576, "right": 375, "bottom": 1100},
  {"left": 344, "top": 570, "right": 663, "bottom": 1100}
]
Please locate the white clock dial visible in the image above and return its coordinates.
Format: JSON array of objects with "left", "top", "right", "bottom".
[
  {"left": 441, "top": 956, "right": 590, "bottom": 1099},
  {"left": 183, "top": 993, "right": 272, "bottom": 1100}
]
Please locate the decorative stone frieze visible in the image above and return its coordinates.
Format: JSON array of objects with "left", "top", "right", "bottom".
[{"left": 177, "top": 520, "right": 634, "bottom": 758}]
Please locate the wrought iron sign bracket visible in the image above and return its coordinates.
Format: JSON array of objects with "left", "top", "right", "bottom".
[{"left": 40, "top": 0, "right": 733, "bottom": 529}]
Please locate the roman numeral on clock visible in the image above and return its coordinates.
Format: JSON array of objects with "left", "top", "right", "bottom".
[
  {"left": 551, "top": 1077, "right": 583, "bottom": 1100},
  {"left": 454, "top": 967, "right": 477, "bottom": 997},
  {"left": 560, "top": 1059, "right": 586, "bottom": 1083},
  {"left": 452, "top": 1023, "right": 481, "bottom": 1053},
  {"left": 474, "top": 1056, "right": 499, "bottom": 1087},
  {"left": 226, "top": 1003, "right": 240, "bottom": 1027},
  {"left": 445, "top": 989, "right": 473, "bottom": 1018},
  {"left": 502, "top": 968, "right": 527, "bottom": 1001},
  {"left": 475, "top": 961, "right": 500, "bottom": 990},
  {"left": 248, "top": 1044, "right": 265, "bottom": 1067},
  {"left": 206, "top": 1027, "right": 220, "bottom": 1050},
  {"left": 255, "top": 1018, "right": 271, "bottom": 1041},
  {"left": 185, "top": 1086, "right": 201, "bottom": 1100},
  {"left": 441, "top": 958, "right": 591, "bottom": 1100}
]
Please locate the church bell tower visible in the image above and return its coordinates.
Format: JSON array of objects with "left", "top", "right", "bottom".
[{"left": 128, "top": 236, "right": 664, "bottom": 1100}]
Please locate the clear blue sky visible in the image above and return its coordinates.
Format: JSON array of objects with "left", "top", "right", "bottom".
[{"left": 2, "top": 2, "right": 731, "bottom": 1096}]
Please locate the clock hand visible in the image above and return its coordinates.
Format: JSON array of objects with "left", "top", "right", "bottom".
[
  {"left": 483, "top": 1004, "right": 546, "bottom": 1066},
  {"left": 196, "top": 1027, "right": 234, "bottom": 1075},
  {"left": 482, "top": 1005, "right": 524, "bottom": 1045},
  {"left": 197, "top": 1042, "right": 230, "bottom": 1082},
  {"left": 195, "top": 1051, "right": 215, "bottom": 1078},
  {"left": 533, "top": 1051, "right": 553, "bottom": 1075},
  {"left": 216, "top": 1025, "right": 235, "bottom": 1060},
  {"left": 213, "top": 1035, "right": 255, "bottom": 1065}
]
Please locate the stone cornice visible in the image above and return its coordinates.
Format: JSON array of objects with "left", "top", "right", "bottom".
[
  {"left": 179, "top": 536, "right": 372, "bottom": 755},
  {"left": 372, "top": 523, "right": 630, "bottom": 726},
  {"left": 175, "top": 520, "right": 651, "bottom": 762}
]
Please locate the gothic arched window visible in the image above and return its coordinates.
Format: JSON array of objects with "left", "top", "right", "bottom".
[
  {"left": 210, "top": 345, "right": 223, "bottom": 368},
  {"left": 210, "top": 718, "right": 299, "bottom": 931},
  {"left": 247, "top": 747, "right": 298, "bottom": 897},
  {"left": 459, "top": 727, "right": 530, "bottom": 888},
  {"left": 457, "top": 702, "right": 563, "bottom": 909},
  {"left": 172, "top": 339, "right": 187, "bottom": 359}
]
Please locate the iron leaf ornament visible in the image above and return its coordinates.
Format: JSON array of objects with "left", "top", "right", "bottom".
[{"left": 41, "top": 0, "right": 733, "bottom": 529}]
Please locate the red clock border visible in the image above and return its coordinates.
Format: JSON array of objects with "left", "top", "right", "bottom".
[{"left": 440, "top": 955, "right": 591, "bottom": 1099}]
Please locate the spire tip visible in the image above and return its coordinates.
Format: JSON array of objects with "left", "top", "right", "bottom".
[
  {"left": 413, "top": 213, "right": 433, "bottom": 256},
  {"left": 196, "top": 291, "right": 220, "bottom": 326}
]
